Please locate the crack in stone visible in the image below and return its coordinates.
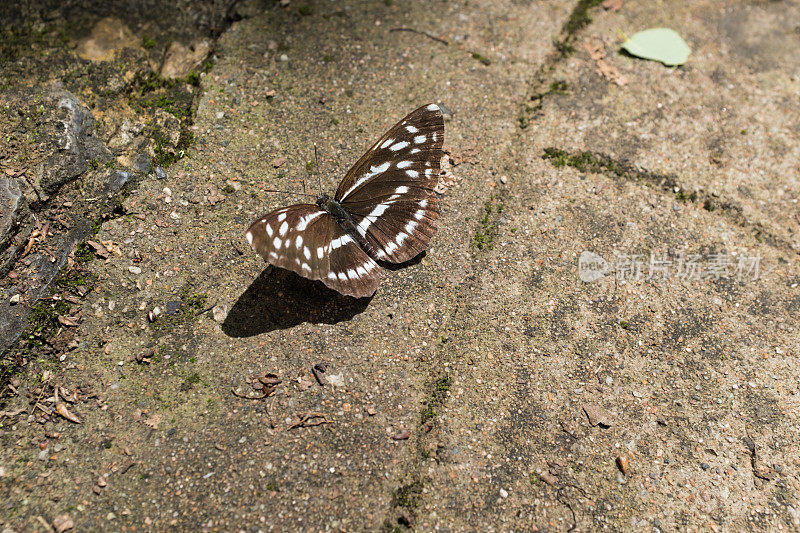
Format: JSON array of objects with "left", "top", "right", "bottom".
[{"left": 541, "top": 147, "right": 798, "bottom": 256}]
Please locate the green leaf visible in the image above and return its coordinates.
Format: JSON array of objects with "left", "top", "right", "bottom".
[{"left": 621, "top": 28, "right": 690, "bottom": 66}]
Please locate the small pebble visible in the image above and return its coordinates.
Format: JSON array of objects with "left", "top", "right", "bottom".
[
  {"left": 499, "top": 488, "right": 508, "bottom": 498},
  {"left": 9, "top": 294, "right": 20, "bottom": 304},
  {"left": 280, "top": 54, "right": 288, "bottom": 62},
  {"left": 701, "top": 463, "right": 710, "bottom": 470},
  {"left": 128, "top": 266, "right": 142, "bottom": 275},
  {"left": 500, "top": 175, "right": 507, "bottom": 184},
  {"left": 155, "top": 166, "right": 166, "bottom": 179}
]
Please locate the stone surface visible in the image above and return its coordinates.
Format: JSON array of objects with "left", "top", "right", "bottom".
[
  {"left": 1, "top": 1, "right": 799, "bottom": 532},
  {"left": 160, "top": 39, "right": 212, "bottom": 78},
  {"left": 0, "top": 176, "right": 22, "bottom": 245},
  {"left": 74, "top": 17, "right": 139, "bottom": 62}
]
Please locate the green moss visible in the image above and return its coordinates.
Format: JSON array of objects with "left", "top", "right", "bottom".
[
  {"left": 473, "top": 196, "right": 503, "bottom": 251},
  {"left": 471, "top": 52, "right": 491, "bottom": 66},
  {"left": 420, "top": 375, "right": 451, "bottom": 425},
  {"left": 675, "top": 190, "right": 697, "bottom": 202},
  {"left": 619, "top": 320, "right": 631, "bottom": 330},
  {"left": 563, "top": 0, "right": 604, "bottom": 39},
  {"left": 88, "top": 158, "right": 99, "bottom": 170},
  {"left": 180, "top": 372, "right": 202, "bottom": 391},
  {"left": 394, "top": 480, "right": 423, "bottom": 511},
  {"left": 151, "top": 285, "right": 209, "bottom": 332},
  {"left": 74, "top": 242, "right": 95, "bottom": 263},
  {"left": 142, "top": 35, "right": 157, "bottom": 50},
  {"left": 322, "top": 54, "right": 335, "bottom": 63},
  {"left": 185, "top": 70, "right": 200, "bottom": 86},
  {"left": 549, "top": 80, "right": 568, "bottom": 93},
  {"left": 299, "top": 5, "right": 313, "bottom": 15}
]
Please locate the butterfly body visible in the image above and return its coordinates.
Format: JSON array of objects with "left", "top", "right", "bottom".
[{"left": 247, "top": 104, "right": 444, "bottom": 298}]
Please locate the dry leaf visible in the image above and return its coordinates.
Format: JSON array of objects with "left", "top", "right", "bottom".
[
  {"left": 602, "top": 0, "right": 623, "bottom": 12},
  {"left": 100, "top": 240, "right": 122, "bottom": 256},
  {"left": 53, "top": 514, "right": 75, "bottom": 533},
  {"left": 584, "top": 40, "right": 628, "bottom": 86},
  {"left": 57, "top": 315, "right": 80, "bottom": 327},
  {"left": 86, "top": 240, "right": 109, "bottom": 259},
  {"left": 143, "top": 414, "right": 162, "bottom": 429},
  {"left": 206, "top": 186, "right": 226, "bottom": 206},
  {"left": 392, "top": 430, "right": 411, "bottom": 440},
  {"left": 55, "top": 402, "right": 82, "bottom": 424}
]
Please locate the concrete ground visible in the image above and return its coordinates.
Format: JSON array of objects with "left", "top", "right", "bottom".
[{"left": 2, "top": 0, "right": 800, "bottom": 531}]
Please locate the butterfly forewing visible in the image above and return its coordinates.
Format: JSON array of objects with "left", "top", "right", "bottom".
[
  {"left": 335, "top": 103, "right": 443, "bottom": 263},
  {"left": 335, "top": 104, "right": 443, "bottom": 204},
  {"left": 246, "top": 204, "right": 380, "bottom": 298}
]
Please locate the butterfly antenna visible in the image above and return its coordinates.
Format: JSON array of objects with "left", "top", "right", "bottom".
[
  {"left": 264, "top": 188, "right": 318, "bottom": 198},
  {"left": 314, "top": 143, "right": 322, "bottom": 194}
]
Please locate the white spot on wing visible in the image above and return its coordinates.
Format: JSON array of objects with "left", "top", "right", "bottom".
[
  {"left": 331, "top": 234, "right": 354, "bottom": 250},
  {"left": 273, "top": 236, "right": 282, "bottom": 248},
  {"left": 413, "top": 135, "right": 426, "bottom": 144},
  {"left": 389, "top": 141, "right": 409, "bottom": 151},
  {"left": 347, "top": 269, "right": 356, "bottom": 280},
  {"left": 380, "top": 138, "right": 394, "bottom": 149},
  {"left": 265, "top": 223, "right": 273, "bottom": 237},
  {"left": 302, "top": 263, "right": 311, "bottom": 272},
  {"left": 356, "top": 265, "right": 366, "bottom": 276},
  {"left": 278, "top": 213, "right": 287, "bottom": 222},
  {"left": 295, "top": 235, "right": 303, "bottom": 248},
  {"left": 246, "top": 232, "right": 253, "bottom": 245},
  {"left": 397, "top": 161, "right": 412, "bottom": 169},
  {"left": 405, "top": 125, "right": 418, "bottom": 133},
  {"left": 340, "top": 161, "right": 390, "bottom": 199},
  {"left": 337, "top": 272, "right": 347, "bottom": 281},
  {"left": 317, "top": 247, "right": 324, "bottom": 259},
  {"left": 406, "top": 170, "right": 418, "bottom": 178},
  {"left": 303, "top": 246, "right": 311, "bottom": 260},
  {"left": 328, "top": 272, "right": 336, "bottom": 280},
  {"left": 297, "top": 211, "right": 324, "bottom": 231},
  {"left": 279, "top": 221, "right": 288, "bottom": 236},
  {"left": 405, "top": 220, "right": 418, "bottom": 234},
  {"left": 395, "top": 186, "right": 409, "bottom": 194},
  {"left": 410, "top": 148, "right": 421, "bottom": 154},
  {"left": 427, "top": 103, "right": 439, "bottom": 111}
]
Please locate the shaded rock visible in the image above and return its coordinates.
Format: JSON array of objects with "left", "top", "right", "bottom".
[
  {"left": 36, "top": 90, "right": 109, "bottom": 195},
  {"left": 583, "top": 403, "right": 614, "bottom": 427},
  {"left": 160, "top": 39, "right": 212, "bottom": 78},
  {"left": 75, "top": 17, "right": 139, "bottom": 62},
  {"left": 0, "top": 176, "right": 23, "bottom": 245}
]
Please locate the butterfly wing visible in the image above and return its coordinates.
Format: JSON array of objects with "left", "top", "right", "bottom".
[
  {"left": 246, "top": 204, "right": 380, "bottom": 298},
  {"left": 335, "top": 104, "right": 443, "bottom": 264}
]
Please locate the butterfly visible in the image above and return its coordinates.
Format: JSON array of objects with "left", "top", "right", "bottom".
[{"left": 246, "top": 104, "right": 444, "bottom": 298}]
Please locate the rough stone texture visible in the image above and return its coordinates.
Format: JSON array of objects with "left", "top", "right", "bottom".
[
  {"left": 0, "top": 175, "right": 22, "bottom": 246},
  {"left": 1, "top": 1, "right": 800, "bottom": 532}
]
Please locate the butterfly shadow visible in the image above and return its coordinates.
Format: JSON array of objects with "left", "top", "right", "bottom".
[{"left": 222, "top": 266, "right": 372, "bottom": 337}]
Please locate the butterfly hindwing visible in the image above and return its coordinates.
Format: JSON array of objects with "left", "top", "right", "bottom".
[{"left": 246, "top": 204, "right": 380, "bottom": 298}]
